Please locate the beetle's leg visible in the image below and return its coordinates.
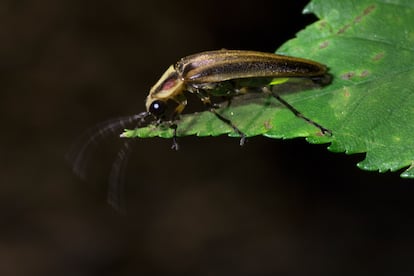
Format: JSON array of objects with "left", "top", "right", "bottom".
[
  {"left": 170, "top": 123, "right": 179, "bottom": 150},
  {"left": 263, "top": 86, "right": 332, "bottom": 135},
  {"left": 220, "top": 81, "right": 240, "bottom": 107},
  {"left": 195, "top": 89, "right": 247, "bottom": 146},
  {"left": 220, "top": 95, "right": 233, "bottom": 108},
  {"left": 168, "top": 94, "right": 188, "bottom": 150},
  {"left": 172, "top": 95, "right": 188, "bottom": 118},
  {"left": 210, "top": 108, "right": 247, "bottom": 145}
]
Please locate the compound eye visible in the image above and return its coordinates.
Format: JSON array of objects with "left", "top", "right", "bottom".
[{"left": 149, "top": 100, "right": 167, "bottom": 117}]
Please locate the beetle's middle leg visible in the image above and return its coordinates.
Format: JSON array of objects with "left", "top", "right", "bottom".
[
  {"left": 166, "top": 94, "right": 188, "bottom": 150},
  {"left": 195, "top": 89, "right": 247, "bottom": 146}
]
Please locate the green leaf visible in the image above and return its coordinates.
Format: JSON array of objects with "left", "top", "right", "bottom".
[{"left": 124, "top": 0, "right": 414, "bottom": 177}]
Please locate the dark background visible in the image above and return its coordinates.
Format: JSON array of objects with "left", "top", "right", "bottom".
[{"left": 2, "top": 0, "right": 414, "bottom": 275}]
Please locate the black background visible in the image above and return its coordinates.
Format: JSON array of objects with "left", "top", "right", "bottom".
[{"left": 2, "top": 0, "right": 414, "bottom": 275}]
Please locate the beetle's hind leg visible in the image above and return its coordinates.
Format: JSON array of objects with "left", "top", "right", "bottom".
[
  {"left": 195, "top": 89, "right": 247, "bottom": 145},
  {"left": 263, "top": 86, "right": 332, "bottom": 135}
]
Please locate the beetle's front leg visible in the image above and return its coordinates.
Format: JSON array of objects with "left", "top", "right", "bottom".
[
  {"left": 172, "top": 95, "right": 188, "bottom": 119},
  {"left": 168, "top": 94, "right": 188, "bottom": 150}
]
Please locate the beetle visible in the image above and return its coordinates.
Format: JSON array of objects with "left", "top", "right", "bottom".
[
  {"left": 142, "top": 49, "right": 331, "bottom": 149},
  {"left": 68, "top": 49, "right": 331, "bottom": 211}
]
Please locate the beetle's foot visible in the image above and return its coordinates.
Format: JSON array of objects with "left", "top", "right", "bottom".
[{"left": 239, "top": 133, "right": 247, "bottom": 146}]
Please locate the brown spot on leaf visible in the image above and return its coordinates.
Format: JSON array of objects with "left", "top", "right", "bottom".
[
  {"left": 341, "top": 72, "right": 355, "bottom": 80},
  {"left": 372, "top": 52, "right": 384, "bottom": 61},
  {"left": 360, "top": 70, "right": 370, "bottom": 77},
  {"left": 363, "top": 5, "right": 376, "bottom": 16},
  {"left": 263, "top": 120, "right": 272, "bottom": 130},
  {"left": 337, "top": 4, "right": 376, "bottom": 34},
  {"left": 319, "top": 41, "right": 329, "bottom": 49},
  {"left": 337, "top": 23, "right": 351, "bottom": 34},
  {"left": 344, "top": 88, "right": 350, "bottom": 97}
]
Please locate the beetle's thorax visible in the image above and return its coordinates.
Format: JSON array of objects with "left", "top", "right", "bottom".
[{"left": 146, "top": 65, "right": 185, "bottom": 111}]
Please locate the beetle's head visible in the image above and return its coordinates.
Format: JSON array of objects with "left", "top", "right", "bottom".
[{"left": 146, "top": 65, "right": 185, "bottom": 118}]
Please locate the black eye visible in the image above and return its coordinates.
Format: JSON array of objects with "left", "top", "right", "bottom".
[{"left": 149, "top": 100, "right": 167, "bottom": 117}]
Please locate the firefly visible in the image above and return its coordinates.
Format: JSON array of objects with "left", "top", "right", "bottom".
[{"left": 68, "top": 49, "right": 331, "bottom": 211}]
